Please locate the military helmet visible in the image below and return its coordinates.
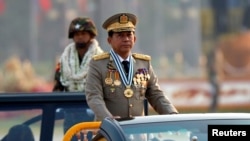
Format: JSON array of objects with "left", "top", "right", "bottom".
[{"left": 68, "top": 17, "right": 97, "bottom": 38}]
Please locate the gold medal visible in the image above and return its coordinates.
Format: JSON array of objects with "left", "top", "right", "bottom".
[
  {"left": 137, "top": 78, "right": 141, "bottom": 84},
  {"left": 105, "top": 78, "right": 113, "bottom": 85},
  {"left": 124, "top": 87, "right": 134, "bottom": 98},
  {"left": 141, "top": 80, "right": 146, "bottom": 86},
  {"left": 114, "top": 80, "right": 121, "bottom": 86},
  {"left": 105, "top": 71, "right": 113, "bottom": 85},
  {"left": 133, "top": 77, "right": 137, "bottom": 85},
  {"left": 114, "top": 71, "right": 121, "bottom": 86},
  {"left": 139, "top": 73, "right": 144, "bottom": 78}
]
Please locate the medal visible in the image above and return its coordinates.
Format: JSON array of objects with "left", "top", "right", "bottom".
[
  {"left": 105, "top": 71, "right": 113, "bottom": 85},
  {"left": 133, "top": 77, "right": 137, "bottom": 85},
  {"left": 114, "top": 71, "right": 121, "bottom": 86},
  {"left": 105, "top": 78, "right": 113, "bottom": 85},
  {"left": 114, "top": 80, "right": 121, "bottom": 86},
  {"left": 136, "top": 73, "right": 140, "bottom": 78},
  {"left": 110, "top": 50, "right": 134, "bottom": 98},
  {"left": 140, "top": 73, "right": 144, "bottom": 80},
  {"left": 141, "top": 80, "right": 147, "bottom": 86},
  {"left": 124, "top": 87, "right": 134, "bottom": 98}
]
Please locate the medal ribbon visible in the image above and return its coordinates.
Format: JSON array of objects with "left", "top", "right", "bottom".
[{"left": 110, "top": 50, "right": 133, "bottom": 86}]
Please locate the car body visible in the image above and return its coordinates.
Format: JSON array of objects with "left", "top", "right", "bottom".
[
  {"left": 1, "top": 93, "right": 250, "bottom": 141},
  {"left": 0, "top": 93, "right": 94, "bottom": 141},
  {"left": 0, "top": 92, "right": 148, "bottom": 141},
  {"left": 86, "top": 113, "right": 250, "bottom": 141}
]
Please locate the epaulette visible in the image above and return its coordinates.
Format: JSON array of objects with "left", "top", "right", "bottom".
[
  {"left": 132, "top": 53, "right": 151, "bottom": 61},
  {"left": 93, "top": 52, "right": 110, "bottom": 60}
]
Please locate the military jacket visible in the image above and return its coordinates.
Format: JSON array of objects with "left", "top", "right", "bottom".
[{"left": 85, "top": 52, "right": 178, "bottom": 121}]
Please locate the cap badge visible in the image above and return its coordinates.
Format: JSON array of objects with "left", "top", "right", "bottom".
[{"left": 119, "top": 14, "right": 129, "bottom": 24}]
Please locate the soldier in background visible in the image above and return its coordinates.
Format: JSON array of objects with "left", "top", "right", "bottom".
[
  {"left": 52, "top": 17, "right": 103, "bottom": 140},
  {"left": 85, "top": 13, "right": 178, "bottom": 121}
]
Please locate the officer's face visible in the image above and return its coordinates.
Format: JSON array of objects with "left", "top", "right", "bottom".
[{"left": 108, "top": 31, "right": 136, "bottom": 57}]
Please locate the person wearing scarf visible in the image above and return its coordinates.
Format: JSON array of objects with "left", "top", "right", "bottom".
[{"left": 52, "top": 17, "right": 103, "bottom": 140}]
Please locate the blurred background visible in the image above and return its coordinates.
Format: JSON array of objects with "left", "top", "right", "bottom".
[{"left": 0, "top": 0, "right": 250, "bottom": 112}]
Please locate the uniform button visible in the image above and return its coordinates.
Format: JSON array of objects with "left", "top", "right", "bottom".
[{"left": 129, "top": 104, "right": 133, "bottom": 107}]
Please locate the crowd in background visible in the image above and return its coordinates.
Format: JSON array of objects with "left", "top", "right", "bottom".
[{"left": 1, "top": 0, "right": 250, "bottom": 92}]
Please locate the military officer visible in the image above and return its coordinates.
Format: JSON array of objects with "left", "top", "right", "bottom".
[{"left": 85, "top": 13, "right": 178, "bottom": 121}]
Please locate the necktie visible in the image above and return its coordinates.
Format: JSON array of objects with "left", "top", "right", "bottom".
[{"left": 122, "top": 61, "right": 129, "bottom": 74}]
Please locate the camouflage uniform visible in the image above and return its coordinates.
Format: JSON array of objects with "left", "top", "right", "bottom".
[
  {"left": 53, "top": 62, "right": 94, "bottom": 133},
  {"left": 52, "top": 17, "right": 102, "bottom": 140}
]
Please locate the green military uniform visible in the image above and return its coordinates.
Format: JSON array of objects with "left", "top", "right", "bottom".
[{"left": 85, "top": 52, "right": 178, "bottom": 121}]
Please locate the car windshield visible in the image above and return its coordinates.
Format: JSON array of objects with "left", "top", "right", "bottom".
[{"left": 121, "top": 119, "right": 250, "bottom": 141}]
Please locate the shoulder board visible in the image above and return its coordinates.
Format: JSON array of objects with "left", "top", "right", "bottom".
[
  {"left": 93, "top": 52, "right": 110, "bottom": 60},
  {"left": 132, "top": 53, "right": 151, "bottom": 61}
]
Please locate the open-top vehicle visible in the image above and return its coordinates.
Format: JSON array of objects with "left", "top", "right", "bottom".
[
  {"left": 1, "top": 92, "right": 249, "bottom": 141},
  {"left": 63, "top": 113, "right": 250, "bottom": 141},
  {"left": 0, "top": 92, "right": 148, "bottom": 141}
]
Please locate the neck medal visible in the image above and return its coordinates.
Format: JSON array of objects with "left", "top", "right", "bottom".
[{"left": 110, "top": 50, "right": 134, "bottom": 98}]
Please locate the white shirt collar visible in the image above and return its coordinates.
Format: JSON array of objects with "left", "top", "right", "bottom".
[{"left": 118, "top": 55, "right": 130, "bottom": 62}]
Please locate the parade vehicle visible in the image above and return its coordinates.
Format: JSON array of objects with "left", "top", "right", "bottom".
[
  {"left": 63, "top": 113, "right": 250, "bottom": 141},
  {"left": 0, "top": 93, "right": 97, "bottom": 141},
  {"left": 1, "top": 93, "right": 250, "bottom": 141},
  {"left": 0, "top": 92, "right": 148, "bottom": 141}
]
